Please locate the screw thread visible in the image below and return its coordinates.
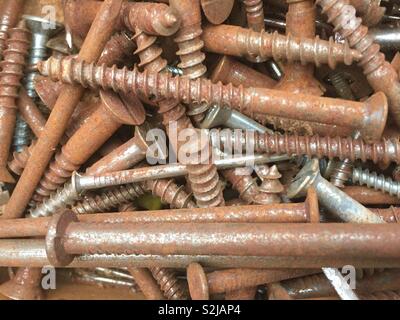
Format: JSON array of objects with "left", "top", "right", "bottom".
[
  {"left": 132, "top": 27, "right": 193, "bottom": 153},
  {"left": 330, "top": 71, "right": 355, "bottom": 100},
  {"left": 188, "top": 162, "right": 225, "bottom": 208},
  {"left": 0, "top": 1, "right": 25, "bottom": 59},
  {"left": 316, "top": 0, "right": 400, "bottom": 127},
  {"left": 316, "top": 0, "right": 383, "bottom": 74},
  {"left": 254, "top": 165, "right": 283, "bottom": 204},
  {"left": 32, "top": 149, "right": 80, "bottom": 202},
  {"left": 146, "top": 179, "right": 196, "bottom": 209},
  {"left": 12, "top": 114, "right": 32, "bottom": 152},
  {"left": 38, "top": 56, "right": 245, "bottom": 122},
  {"left": 212, "top": 130, "right": 400, "bottom": 165},
  {"left": 8, "top": 140, "right": 35, "bottom": 176},
  {"left": 133, "top": 28, "right": 167, "bottom": 73},
  {"left": 72, "top": 183, "right": 146, "bottom": 215},
  {"left": 150, "top": 267, "right": 189, "bottom": 300},
  {"left": 222, "top": 169, "right": 260, "bottom": 204},
  {"left": 29, "top": 181, "right": 79, "bottom": 218},
  {"left": 243, "top": 0, "right": 265, "bottom": 32},
  {"left": 330, "top": 159, "right": 353, "bottom": 188},
  {"left": 0, "top": 21, "right": 30, "bottom": 109},
  {"left": 352, "top": 167, "right": 400, "bottom": 198}
]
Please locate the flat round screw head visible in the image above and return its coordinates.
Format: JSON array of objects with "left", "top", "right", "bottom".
[
  {"left": 287, "top": 158, "right": 320, "bottom": 199},
  {"left": 187, "top": 263, "right": 209, "bottom": 300},
  {"left": 361, "top": 91, "right": 388, "bottom": 143},
  {"left": 45, "top": 209, "right": 78, "bottom": 267},
  {"left": 201, "top": 0, "right": 234, "bottom": 24},
  {"left": 0, "top": 271, "right": 44, "bottom": 300},
  {"left": 101, "top": 90, "right": 145, "bottom": 126}
]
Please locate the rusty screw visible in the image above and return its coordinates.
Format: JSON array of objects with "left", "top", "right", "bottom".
[{"left": 37, "top": 56, "right": 388, "bottom": 142}]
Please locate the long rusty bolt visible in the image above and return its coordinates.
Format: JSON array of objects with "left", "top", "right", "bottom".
[
  {"left": 212, "top": 129, "right": 400, "bottom": 165},
  {"left": 343, "top": 186, "right": 400, "bottom": 205},
  {"left": 37, "top": 57, "right": 388, "bottom": 142},
  {"left": 316, "top": 0, "right": 400, "bottom": 128},
  {"left": 0, "top": 0, "right": 25, "bottom": 59},
  {"left": 42, "top": 210, "right": 400, "bottom": 267},
  {"left": 0, "top": 195, "right": 320, "bottom": 239},
  {"left": 202, "top": 24, "right": 362, "bottom": 68},
  {"left": 187, "top": 263, "right": 319, "bottom": 300},
  {"left": 31, "top": 90, "right": 144, "bottom": 203},
  {"left": 3, "top": 0, "right": 125, "bottom": 220},
  {"left": 1, "top": 238, "right": 399, "bottom": 269}
]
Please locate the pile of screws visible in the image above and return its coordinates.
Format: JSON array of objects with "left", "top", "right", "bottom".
[{"left": 0, "top": 0, "right": 400, "bottom": 300}]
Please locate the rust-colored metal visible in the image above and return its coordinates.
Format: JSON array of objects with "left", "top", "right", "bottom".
[
  {"left": 0, "top": 267, "right": 43, "bottom": 300},
  {"left": 0, "top": 0, "right": 25, "bottom": 59},
  {"left": 170, "top": 0, "right": 206, "bottom": 81},
  {"left": 34, "top": 76, "right": 63, "bottom": 110},
  {"left": 282, "top": 268, "right": 400, "bottom": 299},
  {"left": 170, "top": 0, "right": 210, "bottom": 124},
  {"left": 3, "top": 0, "right": 125, "bottom": 220},
  {"left": 213, "top": 129, "right": 400, "bottom": 165},
  {"left": 64, "top": 0, "right": 181, "bottom": 40},
  {"left": 150, "top": 267, "right": 189, "bottom": 300},
  {"left": 16, "top": 88, "right": 46, "bottom": 138},
  {"left": 8, "top": 141, "right": 35, "bottom": 176},
  {"left": 349, "top": 0, "right": 385, "bottom": 26},
  {"left": 343, "top": 186, "right": 400, "bottom": 205},
  {"left": 85, "top": 126, "right": 149, "bottom": 175},
  {"left": 0, "top": 194, "right": 320, "bottom": 239},
  {"left": 222, "top": 169, "right": 261, "bottom": 204},
  {"left": 202, "top": 24, "right": 362, "bottom": 68},
  {"left": 132, "top": 25, "right": 192, "bottom": 155},
  {"left": 145, "top": 179, "right": 196, "bottom": 209},
  {"left": 358, "top": 290, "right": 400, "bottom": 300},
  {"left": 41, "top": 211, "right": 400, "bottom": 266},
  {"left": 72, "top": 184, "right": 146, "bottom": 215},
  {"left": 98, "top": 32, "right": 135, "bottom": 67},
  {"left": 244, "top": 0, "right": 265, "bottom": 32},
  {"left": 317, "top": 0, "right": 400, "bottom": 129},
  {"left": 210, "top": 55, "right": 348, "bottom": 137},
  {"left": 210, "top": 55, "right": 277, "bottom": 89},
  {"left": 187, "top": 262, "right": 318, "bottom": 299},
  {"left": 274, "top": 0, "right": 324, "bottom": 97},
  {"left": 186, "top": 133, "right": 225, "bottom": 208},
  {"left": 128, "top": 268, "right": 165, "bottom": 300},
  {"left": 0, "top": 20, "right": 30, "bottom": 184},
  {"left": 225, "top": 287, "right": 257, "bottom": 300},
  {"left": 200, "top": 0, "right": 234, "bottom": 25},
  {"left": 267, "top": 282, "right": 294, "bottom": 300},
  {"left": 32, "top": 90, "right": 144, "bottom": 203},
  {"left": 38, "top": 57, "right": 388, "bottom": 142},
  {"left": 254, "top": 165, "right": 284, "bottom": 204}
]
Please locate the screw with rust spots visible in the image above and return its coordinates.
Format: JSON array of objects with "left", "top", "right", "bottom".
[
  {"left": 38, "top": 57, "right": 388, "bottom": 142},
  {"left": 0, "top": 20, "right": 30, "bottom": 184},
  {"left": 202, "top": 24, "right": 362, "bottom": 69}
]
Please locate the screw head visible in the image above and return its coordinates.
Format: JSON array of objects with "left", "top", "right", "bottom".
[
  {"left": 45, "top": 209, "right": 78, "bottom": 267},
  {"left": 287, "top": 158, "right": 320, "bottom": 199},
  {"left": 187, "top": 262, "right": 209, "bottom": 300}
]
